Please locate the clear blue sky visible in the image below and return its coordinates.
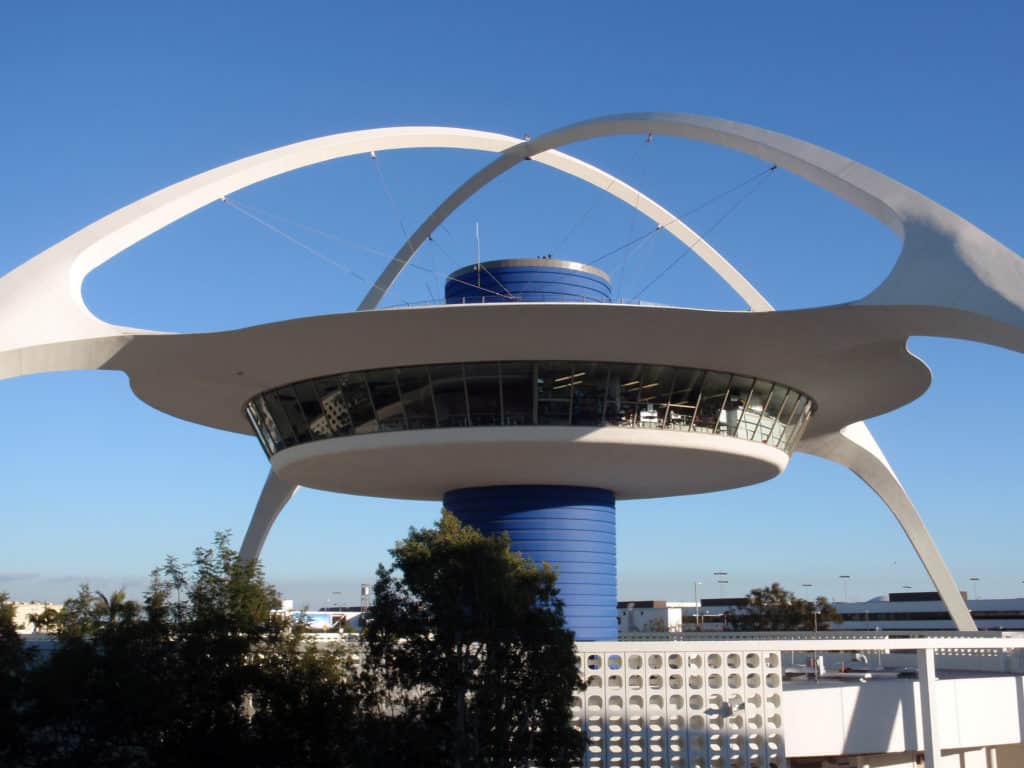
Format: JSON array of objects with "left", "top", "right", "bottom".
[{"left": 1, "top": 1, "right": 1022, "bottom": 608}]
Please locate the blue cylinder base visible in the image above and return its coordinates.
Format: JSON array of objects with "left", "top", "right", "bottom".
[{"left": 443, "top": 485, "right": 616, "bottom": 641}]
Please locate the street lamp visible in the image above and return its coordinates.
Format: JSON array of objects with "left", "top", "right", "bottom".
[
  {"left": 693, "top": 581, "right": 702, "bottom": 630},
  {"left": 839, "top": 575, "right": 851, "bottom": 602},
  {"left": 970, "top": 577, "right": 980, "bottom": 600}
]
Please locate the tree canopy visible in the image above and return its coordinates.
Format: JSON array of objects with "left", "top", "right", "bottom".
[
  {"left": 2, "top": 520, "right": 584, "bottom": 768},
  {"left": 361, "top": 510, "right": 583, "bottom": 768},
  {"left": 11, "top": 533, "right": 356, "bottom": 768},
  {"left": 725, "top": 582, "right": 842, "bottom": 631}
]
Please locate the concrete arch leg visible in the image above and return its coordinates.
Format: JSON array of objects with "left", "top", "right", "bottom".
[
  {"left": 239, "top": 470, "right": 299, "bottom": 563},
  {"left": 800, "top": 422, "right": 977, "bottom": 631}
]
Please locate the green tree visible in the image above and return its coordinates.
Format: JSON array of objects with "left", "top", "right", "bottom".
[
  {"left": 725, "top": 582, "right": 842, "bottom": 631},
  {"left": 360, "top": 510, "right": 583, "bottom": 768},
  {"left": 20, "top": 532, "right": 358, "bottom": 768},
  {"left": 0, "top": 593, "right": 31, "bottom": 765}
]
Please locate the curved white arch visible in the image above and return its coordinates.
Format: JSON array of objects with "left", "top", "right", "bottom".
[
  {"left": 0, "top": 123, "right": 770, "bottom": 383},
  {"left": 239, "top": 469, "right": 299, "bottom": 563},
  {"left": 363, "top": 112, "right": 1022, "bottom": 630},
  {"left": 800, "top": 424, "right": 976, "bottom": 630},
  {"left": 364, "top": 113, "right": 1024, "bottom": 351},
  {"left": 7, "top": 114, "right": 1015, "bottom": 630}
]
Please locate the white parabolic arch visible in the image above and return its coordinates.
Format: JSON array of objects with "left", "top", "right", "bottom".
[
  {"left": 4, "top": 115, "right": 1021, "bottom": 631},
  {"left": 0, "top": 123, "right": 770, "bottom": 377},
  {"left": 357, "top": 112, "right": 1024, "bottom": 632}
]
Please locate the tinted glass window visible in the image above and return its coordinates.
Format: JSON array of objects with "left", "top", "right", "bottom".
[
  {"left": 536, "top": 362, "right": 573, "bottom": 425},
  {"left": 571, "top": 363, "right": 609, "bottom": 426},
  {"left": 247, "top": 363, "right": 813, "bottom": 455},
  {"left": 312, "top": 376, "right": 352, "bottom": 437},
  {"left": 293, "top": 381, "right": 328, "bottom": 439},
  {"left": 397, "top": 367, "right": 435, "bottom": 430},
  {"left": 366, "top": 369, "right": 404, "bottom": 432},
  {"left": 695, "top": 372, "right": 730, "bottom": 433},
  {"left": 274, "top": 386, "right": 311, "bottom": 443},
  {"left": 465, "top": 363, "right": 501, "bottom": 426},
  {"left": 432, "top": 364, "right": 468, "bottom": 427},
  {"left": 606, "top": 363, "right": 643, "bottom": 426},
  {"left": 637, "top": 365, "right": 673, "bottom": 428},
  {"left": 722, "top": 376, "right": 753, "bottom": 437},
  {"left": 500, "top": 363, "right": 533, "bottom": 425},
  {"left": 338, "top": 373, "right": 377, "bottom": 435}
]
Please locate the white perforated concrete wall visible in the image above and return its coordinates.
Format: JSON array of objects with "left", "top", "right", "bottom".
[{"left": 575, "top": 643, "right": 786, "bottom": 768}]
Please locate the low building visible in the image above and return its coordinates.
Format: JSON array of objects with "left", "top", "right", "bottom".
[
  {"left": 10, "top": 602, "right": 62, "bottom": 634},
  {"left": 836, "top": 592, "right": 1024, "bottom": 632}
]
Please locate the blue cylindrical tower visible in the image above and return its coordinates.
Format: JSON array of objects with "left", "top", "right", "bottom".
[
  {"left": 444, "top": 258, "right": 618, "bottom": 640},
  {"left": 443, "top": 486, "right": 617, "bottom": 641},
  {"left": 445, "top": 257, "right": 612, "bottom": 304}
]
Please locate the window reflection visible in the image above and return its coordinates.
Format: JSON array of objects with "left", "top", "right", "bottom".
[
  {"left": 339, "top": 373, "right": 377, "bottom": 435},
  {"left": 248, "top": 362, "right": 814, "bottom": 459},
  {"left": 465, "top": 363, "right": 501, "bottom": 426},
  {"left": 606, "top": 363, "right": 643, "bottom": 427},
  {"left": 537, "top": 362, "right": 572, "bottom": 426},
  {"left": 397, "top": 367, "right": 435, "bottom": 430},
  {"left": 571, "top": 363, "right": 609, "bottom": 426},
  {"left": 500, "top": 363, "right": 533, "bottom": 425},
  {"left": 366, "top": 369, "right": 404, "bottom": 432},
  {"left": 312, "top": 376, "right": 352, "bottom": 437},
  {"left": 432, "top": 364, "right": 468, "bottom": 428},
  {"left": 723, "top": 376, "right": 753, "bottom": 437},
  {"left": 696, "top": 372, "right": 730, "bottom": 433}
]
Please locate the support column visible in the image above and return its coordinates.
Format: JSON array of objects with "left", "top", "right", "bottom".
[
  {"left": 443, "top": 485, "right": 617, "bottom": 641},
  {"left": 918, "top": 647, "right": 942, "bottom": 768},
  {"left": 239, "top": 469, "right": 299, "bottom": 563}
]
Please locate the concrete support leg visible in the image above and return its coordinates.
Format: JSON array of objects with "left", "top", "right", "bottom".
[
  {"left": 239, "top": 469, "right": 299, "bottom": 563},
  {"left": 800, "top": 422, "right": 977, "bottom": 632},
  {"left": 917, "top": 648, "right": 941, "bottom": 768}
]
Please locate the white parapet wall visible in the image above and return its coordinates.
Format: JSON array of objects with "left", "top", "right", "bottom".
[{"left": 574, "top": 637, "right": 1024, "bottom": 768}]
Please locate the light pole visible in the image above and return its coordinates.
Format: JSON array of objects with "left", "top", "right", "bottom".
[
  {"left": 713, "top": 571, "right": 728, "bottom": 600},
  {"left": 839, "top": 575, "right": 851, "bottom": 603},
  {"left": 693, "top": 581, "right": 702, "bottom": 631},
  {"left": 970, "top": 577, "right": 980, "bottom": 600}
]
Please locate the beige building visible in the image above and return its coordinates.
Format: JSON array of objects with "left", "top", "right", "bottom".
[{"left": 11, "top": 601, "right": 62, "bottom": 634}]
